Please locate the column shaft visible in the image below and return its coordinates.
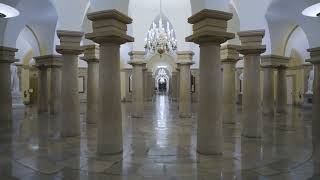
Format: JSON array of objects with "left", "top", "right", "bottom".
[
  {"left": 262, "top": 67, "right": 275, "bottom": 115},
  {"left": 222, "top": 62, "right": 237, "bottom": 123},
  {"left": 37, "top": 66, "right": 48, "bottom": 113},
  {"left": 198, "top": 43, "right": 223, "bottom": 154},
  {"left": 0, "top": 63, "right": 13, "bottom": 121},
  {"left": 276, "top": 66, "right": 287, "bottom": 113},
  {"left": 242, "top": 55, "right": 262, "bottom": 137},
  {"left": 98, "top": 42, "right": 123, "bottom": 153},
  {"left": 61, "top": 54, "right": 80, "bottom": 136},
  {"left": 87, "top": 62, "right": 99, "bottom": 123},
  {"left": 131, "top": 63, "right": 145, "bottom": 118},
  {"left": 49, "top": 67, "right": 62, "bottom": 115},
  {"left": 179, "top": 64, "right": 192, "bottom": 117}
]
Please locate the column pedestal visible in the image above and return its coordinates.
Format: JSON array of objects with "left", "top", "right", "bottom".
[
  {"left": 186, "top": 9, "right": 235, "bottom": 154},
  {"left": 0, "top": 46, "right": 18, "bottom": 122},
  {"left": 177, "top": 51, "right": 194, "bottom": 118},
  {"left": 238, "top": 30, "right": 266, "bottom": 138},
  {"left": 86, "top": 9, "right": 134, "bottom": 154},
  {"left": 81, "top": 45, "right": 100, "bottom": 124},
  {"left": 56, "top": 30, "right": 84, "bottom": 137},
  {"left": 221, "top": 45, "right": 240, "bottom": 124},
  {"left": 129, "top": 51, "right": 146, "bottom": 118}
]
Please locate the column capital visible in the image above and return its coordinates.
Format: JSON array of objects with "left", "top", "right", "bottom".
[
  {"left": 86, "top": 9, "right": 134, "bottom": 44},
  {"left": 307, "top": 47, "right": 320, "bottom": 64},
  {"left": 128, "top": 51, "right": 146, "bottom": 65},
  {"left": 237, "top": 30, "right": 266, "bottom": 55},
  {"left": 261, "top": 54, "right": 290, "bottom": 67},
  {"left": 34, "top": 55, "right": 63, "bottom": 68},
  {"left": 0, "top": 46, "right": 18, "bottom": 64},
  {"left": 121, "top": 67, "right": 132, "bottom": 73},
  {"left": 177, "top": 51, "right": 194, "bottom": 64},
  {"left": 81, "top": 44, "right": 99, "bottom": 63},
  {"left": 302, "top": 62, "right": 313, "bottom": 67},
  {"left": 186, "top": 9, "right": 235, "bottom": 44},
  {"left": 221, "top": 44, "right": 240, "bottom": 63},
  {"left": 56, "top": 30, "right": 84, "bottom": 55}
]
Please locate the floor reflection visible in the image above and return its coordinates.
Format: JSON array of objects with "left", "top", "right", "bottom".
[{"left": 0, "top": 96, "right": 318, "bottom": 179}]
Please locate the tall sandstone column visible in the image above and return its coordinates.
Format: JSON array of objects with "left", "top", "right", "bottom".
[
  {"left": 0, "top": 46, "right": 17, "bottom": 122},
  {"left": 238, "top": 30, "right": 266, "bottom": 138},
  {"left": 276, "top": 64, "right": 289, "bottom": 113},
  {"left": 177, "top": 51, "right": 194, "bottom": 118},
  {"left": 129, "top": 51, "right": 146, "bottom": 118},
  {"left": 34, "top": 55, "right": 63, "bottom": 115},
  {"left": 186, "top": 9, "right": 234, "bottom": 154},
  {"left": 86, "top": 10, "right": 134, "bottom": 154},
  {"left": 81, "top": 45, "right": 100, "bottom": 124},
  {"left": 221, "top": 44, "right": 240, "bottom": 124},
  {"left": 56, "top": 30, "right": 84, "bottom": 137},
  {"left": 307, "top": 48, "right": 320, "bottom": 175}
]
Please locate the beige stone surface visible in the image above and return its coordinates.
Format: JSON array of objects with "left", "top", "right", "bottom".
[
  {"left": 0, "top": 46, "right": 18, "bottom": 122},
  {"left": 186, "top": 9, "right": 234, "bottom": 155},
  {"left": 238, "top": 30, "right": 266, "bottom": 138},
  {"left": 86, "top": 9, "right": 133, "bottom": 155},
  {"left": 56, "top": 30, "right": 84, "bottom": 138},
  {"left": 81, "top": 45, "right": 100, "bottom": 124}
]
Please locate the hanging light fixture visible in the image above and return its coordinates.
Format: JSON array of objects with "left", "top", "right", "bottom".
[
  {"left": 0, "top": 3, "right": 19, "bottom": 18},
  {"left": 302, "top": 3, "right": 320, "bottom": 17},
  {"left": 144, "top": 0, "right": 177, "bottom": 56}
]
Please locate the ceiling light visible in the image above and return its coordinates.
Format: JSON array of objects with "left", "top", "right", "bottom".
[
  {"left": 302, "top": 3, "right": 320, "bottom": 17},
  {"left": 0, "top": 3, "right": 20, "bottom": 18}
]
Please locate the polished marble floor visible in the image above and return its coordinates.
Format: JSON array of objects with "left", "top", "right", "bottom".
[{"left": 0, "top": 95, "right": 319, "bottom": 180}]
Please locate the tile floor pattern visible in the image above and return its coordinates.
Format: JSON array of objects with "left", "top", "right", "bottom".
[{"left": 0, "top": 95, "right": 319, "bottom": 180}]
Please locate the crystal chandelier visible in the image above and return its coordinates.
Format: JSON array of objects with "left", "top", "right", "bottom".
[{"left": 144, "top": 0, "right": 177, "bottom": 56}]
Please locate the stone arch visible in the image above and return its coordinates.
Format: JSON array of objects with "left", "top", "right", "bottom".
[
  {"left": 146, "top": 54, "right": 177, "bottom": 76},
  {"left": 1, "top": 0, "right": 58, "bottom": 54}
]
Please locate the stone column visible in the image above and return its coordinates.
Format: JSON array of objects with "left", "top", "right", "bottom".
[
  {"left": 129, "top": 51, "right": 146, "bottom": 118},
  {"left": 122, "top": 68, "right": 132, "bottom": 102},
  {"left": 176, "top": 68, "right": 180, "bottom": 100},
  {"left": 177, "top": 51, "right": 194, "bottom": 118},
  {"left": 171, "top": 71, "right": 178, "bottom": 101},
  {"left": 14, "top": 63, "right": 23, "bottom": 92},
  {"left": 261, "top": 65, "right": 275, "bottom": 115},
  {"left": 56, "top": 30, "right": 84, "bottom": 137},
  {"left": 35, "top": 65, "right": 48, "bottom": 114},
  {"left": 307, "top": 47, "right": 320, "bottom": 175},
  {"left": 86, "top": 9, "right": 134, "bottom": 154},
  {"left": 237, "top": 30, "right": 266, "bottom": 138},
  {"left": 81, "top": 44, "right": 99, "bottom": 124},
  {"left": 34, "top": 55, "right": 63, "bottom": 115},
  {"left": 146, "top": 71, "right": 153, "bottom": 101},
  {"left": 0, "top": 46, "right": 18, "bottom": 122},
  {"left": 302, "top": 63, "right": 313, "bottom": 94},
  {"left": 186, "top": 9, "right": 234, "bottom": 154},
  {"left": 221, "top": 44, "right": 240, "bottom": 124},
  {"left": 276, "top": 65, "right": 288, "bottom": 114}
]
